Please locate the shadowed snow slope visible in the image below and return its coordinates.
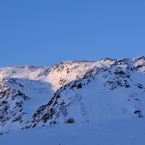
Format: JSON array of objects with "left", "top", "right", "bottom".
[
  {"left": 0, "top": 118, "right": 145, "bottom": 145},
  {"left": 0, "top": 56, "right": 145, "bottom": 134}
]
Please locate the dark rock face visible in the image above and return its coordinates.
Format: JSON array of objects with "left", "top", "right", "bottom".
[{"left": 0, "top": 84, "right": 30, "bottom": 127}]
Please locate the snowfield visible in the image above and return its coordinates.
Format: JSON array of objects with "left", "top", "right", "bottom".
[{"left": 0, "top": 118, "right": 145, "bottom": 145}]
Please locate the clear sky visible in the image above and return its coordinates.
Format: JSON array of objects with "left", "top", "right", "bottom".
[{"left": 0, "top": 0, "right": 145, "bottom": 67}]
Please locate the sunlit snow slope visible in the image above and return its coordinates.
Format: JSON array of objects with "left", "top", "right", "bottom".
[{"left": 0, "top": 56, "right": 145, "bottom": 133}]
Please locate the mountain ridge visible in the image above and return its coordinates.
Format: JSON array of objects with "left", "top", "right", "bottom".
[{"left": 0, "top": 56, "right": 145, "bottom": 133}]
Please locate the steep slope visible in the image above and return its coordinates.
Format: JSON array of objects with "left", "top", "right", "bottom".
[
  {"left": 0, "top": 66, "right": 54, "bottom": 133},
  {"left": 25, "top": 56, "right": 145, "bottom": 128},
  {"left": 0, "top": 56, "right": 145, "bottom": 132}
]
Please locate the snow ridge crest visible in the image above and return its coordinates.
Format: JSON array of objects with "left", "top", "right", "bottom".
[{"left": 0, "top": 56, "right": 145, "bottom": 133}]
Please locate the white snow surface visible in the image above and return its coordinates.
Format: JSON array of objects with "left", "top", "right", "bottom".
[
  {"left": 0, "top": 56, "right": 145, "bottom": 144},
  {"left": 0, "top": 118, "right": 145, "bottom": 145}
]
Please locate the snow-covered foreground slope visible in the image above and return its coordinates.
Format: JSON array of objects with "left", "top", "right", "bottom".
[
  {"left": 0, "top": 118, "right": 145, "bottom": 145},
  {"left": 0, "top": 56, "right": 145, "bottom": 134}
]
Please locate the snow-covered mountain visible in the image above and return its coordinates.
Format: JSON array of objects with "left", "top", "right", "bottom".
[{"left": 0, "top": 56, "right": 145, "bottom": 134}]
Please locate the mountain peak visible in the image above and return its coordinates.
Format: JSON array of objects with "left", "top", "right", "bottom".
[{"left": 0, "top": 56, "right": 145, "bottom": 133}]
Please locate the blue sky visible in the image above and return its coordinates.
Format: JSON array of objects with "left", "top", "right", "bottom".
[{"left": 0, "top": 0, "right": 145, "bottom": 67}]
